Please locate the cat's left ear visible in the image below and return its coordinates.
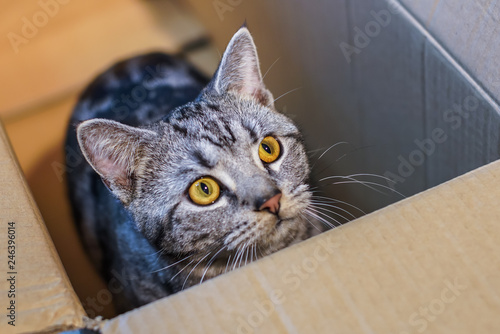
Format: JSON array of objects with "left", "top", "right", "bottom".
[
  {"left": 207, "top": 26, "right": 274, "bottom": 107},
  {"left": 76, "top": 119, "right": 157, "bottom": 205}
]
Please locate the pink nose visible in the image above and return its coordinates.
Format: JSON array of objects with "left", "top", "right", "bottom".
[{"left": 259, "top": 193, "right": 282, "bottom": 214}]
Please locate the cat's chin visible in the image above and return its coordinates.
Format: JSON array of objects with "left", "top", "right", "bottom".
[
  {"left": 222, "top": 211, "right": 308, "bottom": 251},
  {"left": 170, "top": 214, "right": 310, "bottom": 288},
  {"left": 212, "top": 214, "right": 308, "bottom": 259},
  {"left": 246, "top": 215, "right": 309, "bottom": 257}
]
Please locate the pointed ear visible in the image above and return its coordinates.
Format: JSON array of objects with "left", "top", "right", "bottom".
[
  {"left": 208, "top": 26, "right": 274, "bottom": 107},
  {"left": 76, "top": 119, "right": 157, "bottom": 204}
]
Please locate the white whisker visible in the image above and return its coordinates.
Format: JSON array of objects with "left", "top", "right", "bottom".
[
  {"left": 319, "top": 175, "right": 392, "bottom": 196},
  {"left": 317, "top": 142, "right": 349, "bottom": 162},
  {"left": 309, "top": 204, "right": 353, "bottom": 221},
  {"left": 200, "top": 246, "right": 226, "bottom": 284},
  {"left": 305, "top": 209, "right": 337, "bottom": 229},
  {"left": 182, "top": 251, "right": 213, "bottom": 289},
  {"left": 310, "top": 142, "right": 349, "bottom": 171},
  {"left": 319, "top": 173, "right": 396, "bottom": 184},
  {"left": 300, "top": 213, "right": 323, "bottom": 233},
  {"left": 267, "top": 87, "right": 301, "bottom": 107},
  {"left": 262, "top": 57, "right": 280, "bottom": 80},
  {"left": 331, "top": 180, "right": 406, "bottom": 198},
  {"left": 309, "top": 201, "right": 357, "bottom": 220},
  {"left": 232, "top": 245, "right": 244, "bottom": 271},
  {"left": 169, "top": 259, "right": 194, "bottom": 282},
  {"left": 224, "top": 254, "right": 232, "bottom": 274},
  {"left": 311, "top": 195, "right": 366, "bottom": 215},
  {"left": 150, "top": 254, "right": 193, "bottom": 273},
  {"left": 305, "top": 210, "right": 335, "bottom": 229},
  {"left": 244, "top": 245, "right": 249, "bottom": 266},
  {"left": 308, "top": 207, "right": 346, "bottom": 225}
]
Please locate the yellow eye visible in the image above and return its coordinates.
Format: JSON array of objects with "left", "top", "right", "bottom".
[
  {"left": 259, "top": 136, "right": 280, "bottom": 163},
  {"left": 189, "top": 177, "right": 220, "bottom": 205}
]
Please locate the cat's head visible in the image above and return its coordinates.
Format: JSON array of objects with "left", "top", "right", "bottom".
[{"left": 77, "top": 27, "right": 312, "bottom": 267}]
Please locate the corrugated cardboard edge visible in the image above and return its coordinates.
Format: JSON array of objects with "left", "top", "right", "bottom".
[
  {"left": 100, "top": 159, "right": 500, "bottom": 333},
  {"left": 0, "top": 121, "right": 86, "bottom": 334}
]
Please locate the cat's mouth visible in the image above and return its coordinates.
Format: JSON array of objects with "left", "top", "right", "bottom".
[
  {"left": 275, "top": 219, "right": 283, "bottom": 229},
  {"left": 178, "top": 213, "right": 308, "bottom": 282},
  {"left": 275, "top": 215, "right": 297, "bottom": 229},
  {"left": 224, "top": 214, "right": 307, "bottom": 254},
  {"left": 182, "top": 195, "right": 311, "bottom": 277}
]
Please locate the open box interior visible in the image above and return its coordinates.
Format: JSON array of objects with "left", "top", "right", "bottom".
[{"left": 1, "top": 0, "right": 500, "bottom": 333}]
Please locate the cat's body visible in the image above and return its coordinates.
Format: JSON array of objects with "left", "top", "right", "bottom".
[
  {"left": 66, "top": 28, "right": 319, "bottom": 313},
  {"left": 66, "top": 53, "right": 210, "bottom": 311}
]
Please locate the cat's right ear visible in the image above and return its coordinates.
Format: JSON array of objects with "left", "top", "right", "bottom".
[
  {"left": 203, "top": 26, "right": 274, "bottom": 107},
  {"left": 76, "top": 119, "right": 157, "bottom": 204}
]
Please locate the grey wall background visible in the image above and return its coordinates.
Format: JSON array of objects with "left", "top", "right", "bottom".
[{"left": 183, "top": 0, "right": 500, "bottom": 216}]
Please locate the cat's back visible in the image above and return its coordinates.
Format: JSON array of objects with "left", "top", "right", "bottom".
[
  {"left": 66, "top": 52, "right": 208, "bottom": 175},
  {"left": 69, "top": 52, "right": 208, "bottom": 127},
  {"left": 65, "top": 53, "right": 208, "bottom": 288}
]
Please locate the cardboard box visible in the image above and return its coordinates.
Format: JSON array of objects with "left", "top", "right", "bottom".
[
  {"left": 1, "top": 118, "right": 500, "bottom": 333},
  {"left": 0, "top": 122, "right": 86, "bottom": 333},
  {"left": 1, "top": 0, "right": 500, "bottom": 333}
]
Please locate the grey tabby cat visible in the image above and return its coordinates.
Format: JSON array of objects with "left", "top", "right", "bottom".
[{"left": 66, "top": 26, "right": 320, "bottom": 314}]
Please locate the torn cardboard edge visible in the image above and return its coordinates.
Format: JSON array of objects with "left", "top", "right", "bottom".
[
  {"left": 94, "top": 158, "right": 500, "bottom": 333},
  {"left": 0, "top": 121, "right": 86, "bottom": 334}
]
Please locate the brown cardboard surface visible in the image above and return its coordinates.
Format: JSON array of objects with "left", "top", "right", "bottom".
[
  {"left": 4, "top": 93, "right": 119, "bottom": 319},
  {"left": 101, "top": 159, "right": 500, "bottom": 334},
  {"left": 0, "top": 121, "right": 86, "bottom": 334}
]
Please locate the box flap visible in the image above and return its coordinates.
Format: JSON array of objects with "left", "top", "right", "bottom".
[
  {"left": 102, "top": 159, "right": 500, "bottom": 333},
  {"left": 0, "top": 121, "right": 86, "bottom": 334}
]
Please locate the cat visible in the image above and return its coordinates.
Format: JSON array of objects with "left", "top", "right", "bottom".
[{"left": 66, "top": 26, "right": 321, "bottom": 314}]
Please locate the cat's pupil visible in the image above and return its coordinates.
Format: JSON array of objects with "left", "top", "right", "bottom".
[
  {"left": 200, "top": 182, "right": 210, "bottom": 195},
  {"left": 262, "top": 143, "right": 272, "bottom": 154}
]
